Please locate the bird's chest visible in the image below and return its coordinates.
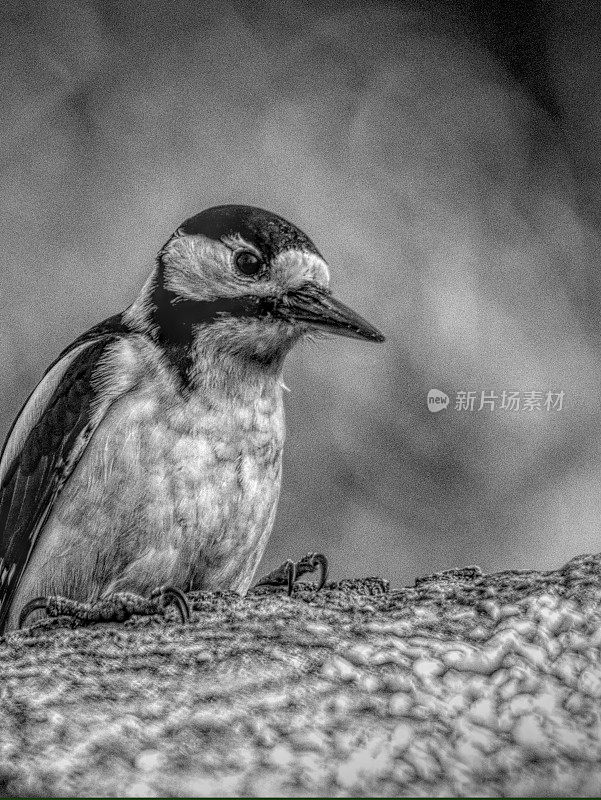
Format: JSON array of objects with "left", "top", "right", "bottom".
[
  {"left": 58, "top": 379, "right": 285, "bottom": 589},
  {"left": 114, "top": 385, "right": 282, "bottom": 516}
]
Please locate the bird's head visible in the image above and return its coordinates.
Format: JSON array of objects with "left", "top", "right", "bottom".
[{"left": 129, "top": 205, "right": 384, "bottom": 379}]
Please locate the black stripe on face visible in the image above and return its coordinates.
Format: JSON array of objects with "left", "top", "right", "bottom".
[
  {"left": 148, "top": 278, "right": 283, "bottom": 385},
  {"left": 150, "top": 284, "right": 280, "bottom": 342}
]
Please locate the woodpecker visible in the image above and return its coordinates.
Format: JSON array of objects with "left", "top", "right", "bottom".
[{"left": 0, "top": 205, "right": 384, "bottom": 633}]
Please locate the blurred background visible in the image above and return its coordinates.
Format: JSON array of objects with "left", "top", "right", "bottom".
[{"left": 2, "top": 0, "right": 601, "bottom": 587}]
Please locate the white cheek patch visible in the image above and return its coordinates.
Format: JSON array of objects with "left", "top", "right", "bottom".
[
  {"left": 161, "top": 234, "right": 242, "bottom": 301},
  {"left": 272, "top": 250, "right": 330, "bottom": 290},
  {"left": 91, "top": 338, "right": 144, "bottom": 410}
]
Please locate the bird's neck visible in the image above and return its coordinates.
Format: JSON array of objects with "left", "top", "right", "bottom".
[{"left": 186, "top": 342, "right": 286, "bottom": 402}]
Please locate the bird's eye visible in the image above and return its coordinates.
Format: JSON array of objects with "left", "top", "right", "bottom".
[{"left": 234, "top": 251, "right": 263, "bottom": 276}]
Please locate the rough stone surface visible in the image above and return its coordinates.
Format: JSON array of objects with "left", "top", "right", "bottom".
[{"left": 1, "top": 553, "right": 601, "bottom": 797}]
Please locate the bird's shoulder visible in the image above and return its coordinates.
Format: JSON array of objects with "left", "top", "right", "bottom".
[
  {"left": 0, "top": 313, "right": 132, "bottom": 478},
  {"left": 48, "top": 312, "right": 132, "bottom": 375}
]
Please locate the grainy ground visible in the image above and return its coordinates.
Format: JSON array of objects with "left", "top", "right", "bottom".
[{"left": 1, "top": 553, "right": 601, "bottom": 797}]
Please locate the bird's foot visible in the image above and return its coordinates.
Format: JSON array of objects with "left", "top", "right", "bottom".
[
  {"left": 18, "top": 585, "right": 190, "bottom": 629},
  {"left": 254, "top": 552, "right": 329, "bottom": 596}
]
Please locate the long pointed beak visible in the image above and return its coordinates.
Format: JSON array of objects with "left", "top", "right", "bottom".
[{"left": 277, "top": 283, "right": 385, "bottom": 342}]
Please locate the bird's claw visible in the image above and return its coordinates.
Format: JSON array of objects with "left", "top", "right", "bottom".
[
  {"left": 150, "top": 585, "right": 190, "bottom": 623},
  {"left": 18, "top": 584, "right": 190, "bottom": 629},
  {"left": 255, "top": 551, "right": 329, "bottom": 595},
  {"left": 18, "top": 597, "right": 54, "bottom": 629}
]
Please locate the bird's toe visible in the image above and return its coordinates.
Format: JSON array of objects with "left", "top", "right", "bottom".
[
  {"left": 18, "top": 595, "right": 91, "bottom": 629},
  {"left": 17, "top": 587, "right": 191, "bottom": 630},
  {"left": 254, "top": 551, "right": 329, "bottom": 595}
]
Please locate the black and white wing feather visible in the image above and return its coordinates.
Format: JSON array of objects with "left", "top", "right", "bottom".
[{"left": 0, "top": 314, "right": 131, "bottom": 633}]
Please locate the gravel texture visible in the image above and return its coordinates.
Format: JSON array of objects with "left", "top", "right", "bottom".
[{"left": 1, "top": 553, "right": 601, "bottom": 797}]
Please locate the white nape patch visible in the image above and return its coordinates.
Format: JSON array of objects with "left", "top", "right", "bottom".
[
  {"left": 271, "top": 250, "right": 330, "bottom": 290},
  {"left": 92, "top": 337, "right": 144, "bottom": 404},
  {"left": 0, "top": 341, "right": 93, "bottom": 488}
]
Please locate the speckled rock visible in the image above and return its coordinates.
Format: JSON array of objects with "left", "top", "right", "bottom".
[{"left": 1, "top": 553, "right": 601, "bottom": 797}]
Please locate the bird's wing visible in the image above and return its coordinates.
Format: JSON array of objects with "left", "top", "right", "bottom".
[{"left": 0, "top": 314, "right": 132, "bottom": 632}]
